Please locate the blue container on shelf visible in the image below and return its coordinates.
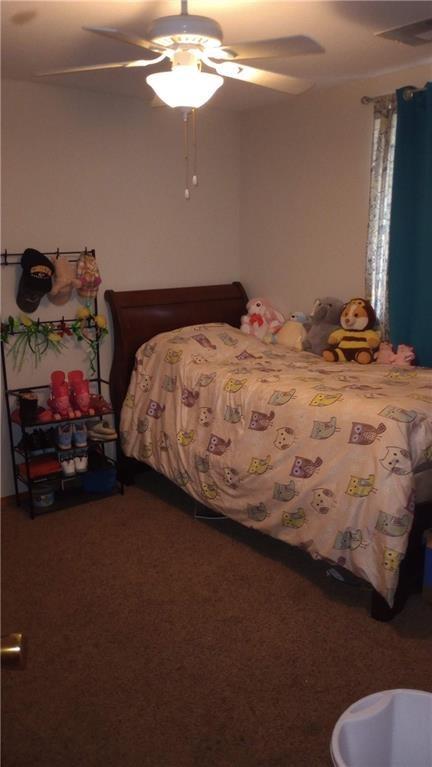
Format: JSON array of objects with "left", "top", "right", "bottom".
[
  {"left": 32, "top": 481, "right": 57, "bottom": 509},
  {"left": 82, "top": 466, "right": 117, "bottom": 493}
]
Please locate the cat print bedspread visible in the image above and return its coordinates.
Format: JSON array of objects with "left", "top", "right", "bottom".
[{"left": 120, "top": 323, "right": 432, "bottom": 606}]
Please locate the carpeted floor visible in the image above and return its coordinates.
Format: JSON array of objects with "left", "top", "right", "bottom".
[{"left": 2, "top": 472, "right": 432, "bottom": 767}]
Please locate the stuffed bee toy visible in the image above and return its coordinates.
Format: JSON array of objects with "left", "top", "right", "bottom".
[{"left": 322, "top": 298, "right": 380, "bottom": 364}]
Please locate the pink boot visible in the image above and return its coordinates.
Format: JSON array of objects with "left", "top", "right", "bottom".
[
  {"left": 51, "top": 370, "right": 66, "bottom": 387},
  {"left": 71, "top": 379, "right": 91, "bottom": 415},
  {"left": 49, "top": 382, "right": 74, "bottom": 420}
]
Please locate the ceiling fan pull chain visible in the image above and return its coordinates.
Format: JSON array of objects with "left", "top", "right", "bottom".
[
  {"left": 183, "top": 110, "right": 190, "bottom": 200},
  {"left": 192, "top": 109, "right": 198, "bottom": 187}
]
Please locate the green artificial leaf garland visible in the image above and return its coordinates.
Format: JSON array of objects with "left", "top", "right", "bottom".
[
  {"left": 1, "top": 308, "right": 108, "bottom": 374},
  {"left": 70, "top": 307, "right": 108, "bottom": 376}
]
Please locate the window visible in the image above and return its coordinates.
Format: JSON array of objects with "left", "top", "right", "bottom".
[{"left": 365, "top": 95, "right": 397, "bottom": 339}]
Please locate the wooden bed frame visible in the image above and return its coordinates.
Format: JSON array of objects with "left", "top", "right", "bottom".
[{"left": 105, "top": 281, "right": 429, "bottom": 622}]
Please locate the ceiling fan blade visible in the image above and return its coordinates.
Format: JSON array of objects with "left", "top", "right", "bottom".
[
  {"left": 217, "top": 63, "right": 314, "bottom": 95},
  {"left": 36, "top": 57, "right": 167, "bottom": 77},
  {"left": 83, "top": 26, "right": 166, "bottom": 54},
  {"left": 218, "top": 35, "right": 324, "bottom": 61}
]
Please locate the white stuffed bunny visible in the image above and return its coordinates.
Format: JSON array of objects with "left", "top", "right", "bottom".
[{"left": 240, "top": 298, "right": 285, "bottom": 341}]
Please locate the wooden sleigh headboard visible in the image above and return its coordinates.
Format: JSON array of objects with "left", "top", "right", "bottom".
[{"left": 104, "top": 281, "right": 248, "bottom": 418}]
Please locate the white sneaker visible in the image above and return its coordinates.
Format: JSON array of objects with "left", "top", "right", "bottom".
[
  {"left": 60, "top": 451, "right": 76, "bottom": 477},
  {"left": 74, "top": 448, "right": 88, "bottom": 473}
]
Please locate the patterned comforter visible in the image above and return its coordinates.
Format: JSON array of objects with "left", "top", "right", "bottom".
[{"left": 120, "top": 323, "right": 432, "bottom": 606}]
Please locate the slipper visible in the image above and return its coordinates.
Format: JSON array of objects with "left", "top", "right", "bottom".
[
  {"left": 37, "top": 408, "right": 54, "bottom": 423},
  {"left": 88, "top": 394, "right": 112, "bottom": 415},
  {"left": 87, "top": 420, "right": 117, "bottom": 440},
  {"left": 88, "top": 431, "right": 117, "bottom": 442},
  {"left": 87, "top": 420, "right": 116, "bottom": 435}
]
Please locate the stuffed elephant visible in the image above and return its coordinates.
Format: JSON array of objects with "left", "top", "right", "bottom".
[{"left": 302, "top": 297, "right": 344, "bottom": 356}]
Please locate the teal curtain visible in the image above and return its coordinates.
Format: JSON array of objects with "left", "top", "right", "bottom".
[{"left": 388, "top": 82, "right": 432, "bottom": 367}]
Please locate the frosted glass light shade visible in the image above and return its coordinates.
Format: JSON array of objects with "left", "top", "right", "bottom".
[{"left": 146, "top": 68, "right": 223, "bottom": 109}]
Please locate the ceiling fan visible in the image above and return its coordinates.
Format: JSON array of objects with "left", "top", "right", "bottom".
[{"left": 38, "top": 0, "right": 324, "bottom": 109}]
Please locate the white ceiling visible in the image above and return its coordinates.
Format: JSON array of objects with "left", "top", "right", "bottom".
[{"left": 2, "top": 1, "right": 432, "bottom": 110}]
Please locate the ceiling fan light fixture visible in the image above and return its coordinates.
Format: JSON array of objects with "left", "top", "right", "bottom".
[
  {"left": 146, "top": 67, "right": 223, "bottom": 109},
  {"left": 148, "top": 14, "right": 223, "bottom": 50}
]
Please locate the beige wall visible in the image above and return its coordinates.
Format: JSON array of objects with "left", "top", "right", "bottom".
[
  {"left": 1, "top": 79, "right": 241, "bottom": 496},
  {"left": 2, "top": 79, "right": 241, "bottom": 290},
  {"left": 2, "top": 64, "right": 431, "bottom": 497},
  {"left": 239, "top": 63, "right": 432, "bottom": 317}
]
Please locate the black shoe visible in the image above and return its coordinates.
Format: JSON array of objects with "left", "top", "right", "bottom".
[
  {"left": 88, "top": 446, "right": 109, "bottom": 470},
  {"left": 45, "top": 427, "right": 57, "bottom": 449},
  {"left": 32, "top": 429, "right": 45, "bottom": 452},
  {"left": 16, "top": 433, "right": 34, "bottom": 454},
  {"left": 39, "top": 428, "right": 54, "bottom": 450}
]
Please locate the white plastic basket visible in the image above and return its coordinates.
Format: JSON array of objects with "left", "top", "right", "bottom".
[{"left": 331, "top": 689, "right": 432, "bottom": 767}]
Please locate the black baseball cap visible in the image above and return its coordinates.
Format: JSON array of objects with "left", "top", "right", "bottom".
[{"left": 17, "top": 249, "right": 54, "bottom": 313}]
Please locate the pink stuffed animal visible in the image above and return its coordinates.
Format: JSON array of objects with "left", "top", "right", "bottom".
[
  {"left": 393, "top": 344, "right": 415, "bottom": 366},
  {"left": 375, "top": 342, "right": 395, "bottom": 364},
  {"left": 375, "top": 342, "right": 416, "bottom": 366},
  {"left": 241, "top": 298, "right": 285, "bottom": 341}
]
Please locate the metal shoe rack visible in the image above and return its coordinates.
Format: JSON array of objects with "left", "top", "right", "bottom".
[{"left": 1, "top": 248, "right": 124, "bottom": 518}]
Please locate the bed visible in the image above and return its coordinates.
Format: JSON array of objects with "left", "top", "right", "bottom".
[{"left": 105, "top": 282, "right": 432, "bottom": 621}]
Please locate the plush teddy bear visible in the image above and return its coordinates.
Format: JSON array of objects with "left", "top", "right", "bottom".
[
  {"left": 276, "top": 312, "right": 310, "bottom": 350},
  {"left": 240, "top": 298, "right": 285, "bottom": 341},
  {"left": 48, "top": 256, "right": 81, "bottom": 306},
  {"left": 322, "top": 298, "right": 380, "bottom": 364},
  {"left": 302, "top": 297, "right": 344, "bottom": 356}
]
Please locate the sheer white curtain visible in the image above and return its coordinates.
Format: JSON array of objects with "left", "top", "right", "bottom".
[{"left": 365, "top": 95, "right": 397, "bottom": 340}]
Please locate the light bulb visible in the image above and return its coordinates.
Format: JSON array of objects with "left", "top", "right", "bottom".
[{"left": 147, "top": 67, "right": 223, "bottom": 109}]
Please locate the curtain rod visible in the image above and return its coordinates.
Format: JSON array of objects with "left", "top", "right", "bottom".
[{"left": 361, "top": 84, "right": 427, "bottom": 104}]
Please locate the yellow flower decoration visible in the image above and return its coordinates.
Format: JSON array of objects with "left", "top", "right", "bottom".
[
  {"left": 3, "top": 315, "right": 67, "bottom": 371},
  {"left": 94, "top": 314, "right": 107, "bottom": 329},
  {"left": 2, "top": 308, "right": 109, "bottom": 374},
  {"left": 76, "top": 306, "right": 91, "bottom": 320}
]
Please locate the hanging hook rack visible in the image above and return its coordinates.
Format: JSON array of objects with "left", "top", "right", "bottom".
[{"left": 1, "top": 248, "right": 90, "bottom": 266}]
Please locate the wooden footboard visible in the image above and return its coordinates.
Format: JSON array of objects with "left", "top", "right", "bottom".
[{"left": 371, "top": 500, "right": 430, "bottom": 620}]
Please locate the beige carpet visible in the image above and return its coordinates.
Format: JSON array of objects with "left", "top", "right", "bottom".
[{"left": 2, "top": 472, "right": 432, "bottom": 767}]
